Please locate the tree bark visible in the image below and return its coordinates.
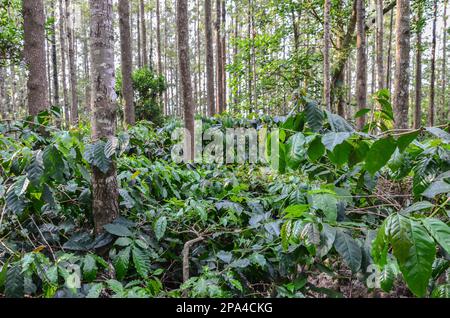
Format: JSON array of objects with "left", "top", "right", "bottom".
[
  {"left": 58, "top": 0, "right": 69, "bottom": 126},
  {"left": 442, "top": 0, "right": 448, "bottom": 122},
  {"left": 216, "top": 0, "right": 224, "bottom": 113},
  {"left": 323, "top": 0, "right": 331, "bottom": 111},
  {"left": 50, "top": 1, "right": 59, "bottom": 109},
  {"left": 22, "top": 0, "right": 49, "bottom": 116},
  {"left": 205, "top": 0, "right": 215, "bottom": 116},
  {"left": 393, "top": 0, "right": 411, "bottom": 130},
  {"left": 221, "top": 0, "right": 227, "bottom": 111},
  {"left": 140, "top": 0, "right": 148, "bottom": 68},
  {"left": 386, "top": 8, "right": 394, "bottom": 95},
  {"left": 89, "top": 0, "right": 119, "bottom": 234},
  {"left": 414, "top": 4, "right": 423, "bottom": 129},
  {"left": 356, "top": 0, "right": 367, "bottom": 130},
  {"left": 376, "top": 0, "right": 384, "bottom": 90},
  {"left": 177, "top": 0, "right": 195, "bottom": 161},
  {"left": 119, "top": 0, "right": 135, "bottom": 126},
  {"left": 156, "top": 0, "right": 162, "bottom": 76},
  {"left": 428, "top": 0, "right": 437, "bottom": 126},
  {"left": 66, "top": 0, "right": 78, "bottom": 125}
]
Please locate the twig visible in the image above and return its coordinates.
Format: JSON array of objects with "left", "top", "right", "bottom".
[
  {"left": 182, "top": 236, "right": 204, "bottom": 284},
  {"left": 30, "top": 216, "right": 56, "bottom": 261}
]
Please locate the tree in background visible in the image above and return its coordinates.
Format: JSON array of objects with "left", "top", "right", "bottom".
[
  {"left": 22, "top": 0, "right": 49, "bottom": 116},
  {"left": 119, "top": 0, "right": 135, "bottom": 126}
]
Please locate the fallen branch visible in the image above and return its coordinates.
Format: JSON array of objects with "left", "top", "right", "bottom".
[{"left": 182, "top": 236, "right": 204, "bottom": 284}]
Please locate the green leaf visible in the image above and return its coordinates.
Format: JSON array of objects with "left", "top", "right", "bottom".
[
  {"left": 379, "top": 263, "right": 396, "bottom": 293},
  {"left": 432, "top": 284, "right": 450, "bottom": 298},
  {"left": 132, "top": 246, "right": 151, "bottom": 279},
  {"left": 386, "top": 215, "right": 436, "bottom": 297},
  {"left": 422, "top": 181, "right": 450, "bottom": 199},
  {"left": 82, "top": 254, "right": 98, "bottom": 283},
  {"left": 397, "top": 131, "right": 420, "bottom": 152},
  {"left": 426, "top": 127, "right": 450, "bottom": 143},
  {"left": 104, "top": 137, "right": 118, "bottom": 158},
  {"left": 317, "top": 224, "right": 337, "bottom": 258},
  {"left": 326, "top": 111, "right": 355, "bottom": 132},
  {"left": 334, "top": 230, "right": 362, "bottom": 273},
  {"left": 5, "top": 263, "right": 24, "bottom": 298},
  {"left": 26, "top": 151, "right": 44, "bottom": 186},
  {"left": 283, "top": 204, "right": 309, "bottom": 219},
  {"left": 322, "top": 132, "right": 353, "bottom": 152},
  {"left": 84, "top": 141, "right": 112, "bottom": 174},
  {"left": 230, "top": 258, "right": 250, "bottom": 269},
  {"left": 154, "top": 216, "right": 167, "bottom": 241},
  {"left": 86, "top": 283, "right": 103, "bottom": 298},
  {"left": 307, "top": 136, "right": 325, "bottom": 161},
  {"left": 304, "top": 101, "right": 324, "bottom": 132},
  {"left": 115, "top": 237, "right": 132, "bottom": 247},
  {"left": 310, "top": 193, "right": 337, "bottom": 222},
  {"left": 364, "top": 136, "right": 397, "bottom": 175},
  {"left": 421, "top": 218, "right": 450, "bottom": 255},
  {"left": 354, "top": 108, "right": 371, "bottom": 119},
  {"left": 104, "top": 223, "right": 133, "bottom": 237},
  {"left": 114, "top": 246, "right": 131, "bottom": 280},
  {"left": 5, "top": 183, "right": 27, "bottom": 216},
  {"left": 286, "top": 133, "right": 307, "bottom": 169},
  {"left": 401, "top": 201, "right": 434, "bottom": 215}
]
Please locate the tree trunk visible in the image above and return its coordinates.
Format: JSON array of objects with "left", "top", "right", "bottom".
[
  {"left": 221, "top": 0, "right": 227, "bottom": 111},
  {"left": 442, "top": 0, "right": 448, "bottom": 122},
  {"left": 137, "top": 2, "right": 142, "bottom": 68},
  {"left": 22, "top": 0, "right": 49, "bottom": 116},
  {"left": 205, "top": 0, "right": 215, "bottom": 116},
  {"left": 119, "top": 0, "right": 135, "bottom": 126},
  {"left": 216, "top": 0, "right": 224, "bottom": 113},
  {"left": 414, "top": 4, "right": 423, "bottom": 129},
  {"left": 58, "top": 0, "right": 69, "bottom": 126},
  {"left": 376, "top": 0, "right": 384, "bottom": 90},
  {"left": 428, "top": 0, "right": 437, "bottom": 126},
  {"left": 323, "top": 0, "right": 331, "bottom": 111},
  {"left": 89, "top": 0, "right": 119, "bottom": 234},
  {"left": 66, "top": 0, "right": 78, "bottom": 125},
  {"left": 156, "top": 0, "right": 162, "bottom": 76},
  {"left": 393, "top": 0, "right": 411, "bottom": 129},
  {"left": 356, "top": 0, "right": 367, "bottom": 130},
  {"left": 177, "top": 0, "right": 195, "bottom": 161},
  {"left": 140, "top": 0, "right": 148, "bottom": 68},
  {"left": 386, "top": 8, "right": 394, "bottom": 95},
  {"left": 50, "top": 1, "right": 59, "bottom": 109}
]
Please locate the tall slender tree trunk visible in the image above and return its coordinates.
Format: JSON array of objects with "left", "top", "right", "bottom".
[
  {"left": 89, "top": 0, "right": 119, "bottom": 234},
  {"left": 376, "top": 0, "right": 384, "bottom": 90},
  {"left": 119, "top": 0, "right": 135, "bottom": 126},
  {"left": 221, "top": 0, "right": 227, "bottom": 111},
  {"left": 356, "top": 0, "right": 367, "bottom": 130},
  {"left": 156, "top": 0, "right": 162, "bottom": 76},
  {"left": 50, "top": 1, "right": 59, "bottom": 108},
  {"left": 386, "top": 8, "right": 394, "bottom": 96},
  {"left": 140, "top": 0, "right": 148, "bottom": 68},
  {"left": 216, "top": 0, "right": 224, "bottom": 113},
  {"left": 0, "top": 67, "right": 5, "bottom": 118},
  {"left": 66, "top": 0, "right": 78, "bottom": 125},
  {"left": 414, "top": 4, "right": 423, "bottom": 129},
  {"left": 137, "top": 3, "right": 142, "bottom": 68},
  {"left": 428, "top": 0, "right": 437, "bottom": 126},
  {"left": 442, "top": 0, "right": 448, "bottom": 122},
  {"left": 58, "top": 0, "right": 69, "bottom": 126},
  {"left": 247, "top": 0, "right": 253, "bottom": 112},
  {"left": 22, "top": 0, "right": 49, "bottom": 116},
  {"left": 323, "top": 0, "right": 331, "bottom": 111},
  {"left": 205, "top": 0, "right": 215, "bottom": 116},
  {"left": 177, "top": 0, "right": 195, "bottom": 160},
  {"left": 393, "top": 0, "right": 411, "bottom": 129}
]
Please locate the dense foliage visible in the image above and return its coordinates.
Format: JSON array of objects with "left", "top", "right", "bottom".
[{"left": 0, "top": 98, "right": 448, "bottom": 298}]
